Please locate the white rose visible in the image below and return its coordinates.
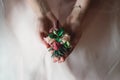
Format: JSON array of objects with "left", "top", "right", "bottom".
[
  {"left": 61, "top": 33, "right": 70, "bottom": 43},
  {"left": 44, "top": 36, "right": 55, "bottom": 44}
]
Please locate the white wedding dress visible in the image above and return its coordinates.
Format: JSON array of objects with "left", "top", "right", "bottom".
[{"left": 0, "top": 0, "right": 120, "bottom": 80}]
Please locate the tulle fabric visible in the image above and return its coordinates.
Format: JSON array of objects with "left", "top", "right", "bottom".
[{"left": 0, "top": 0, "right": 120, "bottom": 80}]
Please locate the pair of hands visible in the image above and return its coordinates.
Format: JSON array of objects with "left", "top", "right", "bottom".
[{"left": 39, "top": 12, "right": 81, "bottom": 63}]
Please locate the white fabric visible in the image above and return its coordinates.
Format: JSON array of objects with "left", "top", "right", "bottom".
[{"left": 0, "top": 0, "right": 120, "bottom": 80}]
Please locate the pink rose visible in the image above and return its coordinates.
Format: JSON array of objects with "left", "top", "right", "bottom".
[{"left": 51, "top": 41, "right": 61, "bottom": 50}]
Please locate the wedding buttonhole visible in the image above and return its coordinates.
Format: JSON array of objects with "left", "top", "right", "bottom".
[{"left": 44, "top": 28, "right": 72, "bottom": 58}]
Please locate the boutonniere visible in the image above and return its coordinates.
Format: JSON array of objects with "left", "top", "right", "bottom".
[{"left": 44, "top": 28, "right": 72, "bottom": 57}]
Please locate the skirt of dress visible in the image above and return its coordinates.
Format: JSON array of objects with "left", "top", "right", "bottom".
[{"left": 0, "top": 0, "right": 120, "bottom": 80}]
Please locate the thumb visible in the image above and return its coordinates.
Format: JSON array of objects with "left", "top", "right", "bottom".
[
  {"left": 40, "top": 32, "right": 50, "bottom": 48},
  {"left": 53, "top": 20, "right": 61, "bottom": 30}
]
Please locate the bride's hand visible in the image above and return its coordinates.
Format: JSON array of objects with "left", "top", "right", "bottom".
[
  {"left": 53, "top": 18, "right": 82, "bottom": 63},
  {"left": 39, "top": 12, "right": 59, "bottom": 48},
  {"left": 38, "top": 11, "right": 81, "bottom": 63},
  {"left": 55, "top": 0, "right": 90, "bottom": 63}
]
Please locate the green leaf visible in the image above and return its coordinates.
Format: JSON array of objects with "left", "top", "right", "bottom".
[
  {"left": 48, "top": 33, "right": 57, "bottom": 38},
  {"left": 57, "top": 50, "right": 64, "bottom": 56},
  {"left": 52, "top": 51, "right": 60, "bottom": 57},
  {"left": 53, "top": 30, "right": 57, "bottom": 35},
  {"left": 63, "top": 43, "right": 68, "bottom": 48},
  {"left": 62, "top": 45, "right": 68, "bottom": 52},
  {"left": 59, "top": 46, "right": 64, "bottom": 52},
  {"left": 66, "top": 41, "right": 70, "bottom": 47},
  {"left": 51, "top": 52, "right": 55, "bottom": 57},
  {"left": 48, "top": 47, "right": 53, "bottom": 51},
  {"left": 59, "top": 49, "right": 65, "bottom": 55},
  {"left": 55, "top": 37, "right": 61, "bottom": 42},
  {"left": 63, "top": 41, "right": 71, "bottom": 48},
  {"left": 57, "top": 28, "right": 64, "bottom": 37}
]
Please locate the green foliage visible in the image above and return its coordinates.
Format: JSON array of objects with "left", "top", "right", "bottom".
[{"left": 49, "top": 28, "right": 71, "bottom": 58}]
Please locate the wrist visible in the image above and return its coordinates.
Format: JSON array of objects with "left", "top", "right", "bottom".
[{"left": 72, "top": 5, "right": 81, "bottom": 16}]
